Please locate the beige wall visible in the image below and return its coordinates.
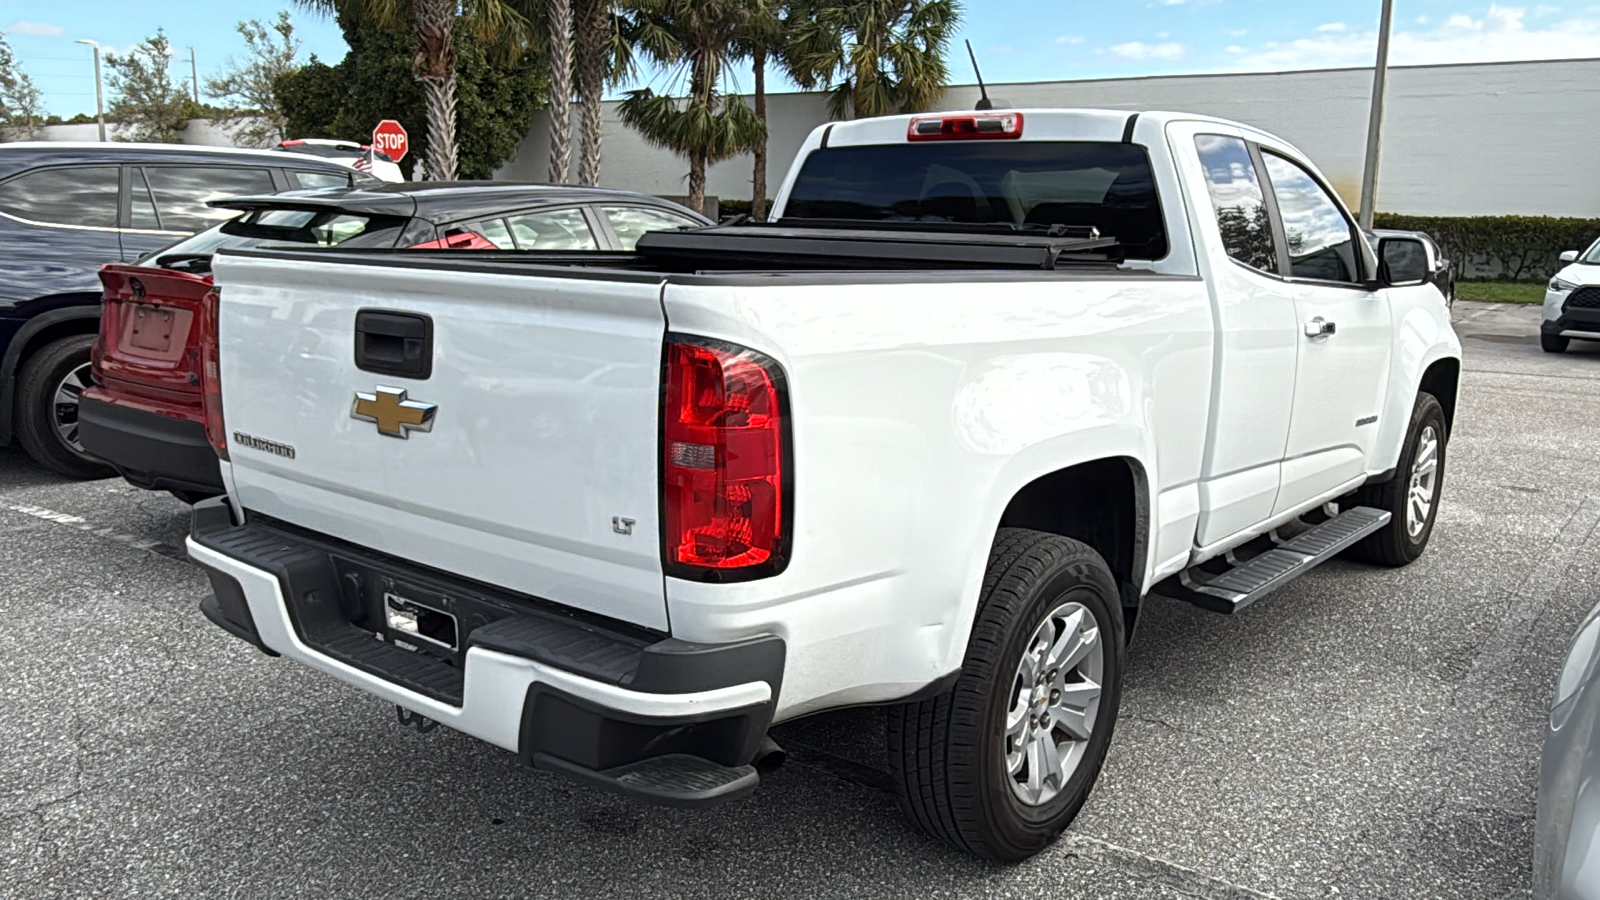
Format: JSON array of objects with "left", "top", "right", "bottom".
[{"left": 496, "top": 57, "right": 1600, "bottom": 218}]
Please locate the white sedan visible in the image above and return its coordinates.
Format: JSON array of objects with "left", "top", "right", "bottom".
[{"left": 1542, "top": 237, "right": 1600, "bottom": 353}]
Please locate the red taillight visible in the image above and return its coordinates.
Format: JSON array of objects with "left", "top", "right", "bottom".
[
  {"left": 199, "top": 288, "right": 227, "bottom": 459},
  {"left": 662, "top": 338, "right": 790, "bottom": 578},
  {"left": 907, "top": 111, "right": 1024, "bottom": 142}
]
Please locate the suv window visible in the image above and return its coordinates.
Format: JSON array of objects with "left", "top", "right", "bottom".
[
  {"left": 1259, "top": 152, "right": 1360, "bottom": 284},
  {"left": 505, "top": 208, "right": 598, "bottom": 250},
  {"left": 143, "top": 166, "right": 276, "bottom": 233},
  {"left": 1194, "top": 135, "right": 1278, "bottom": 274},
  {"left": 0, "top": 166, "right": 120, "bottom": 229},
  {"left": 781, "top": 141, "right": 1168, "bottom": 259},
  {"left": 600, "top": 206, "right": 701, "bottom": 251}
]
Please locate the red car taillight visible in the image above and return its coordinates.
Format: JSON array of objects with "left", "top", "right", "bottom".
[
  {"left": 662, "top": 337, "right": 791, "bottom": 579},
  {"left": 199, "top": 288, "right": 227, "bottom": 460}
]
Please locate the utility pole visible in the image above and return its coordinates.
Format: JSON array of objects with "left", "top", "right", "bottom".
[
  {"left": 189, "top": 47, "right": 199, "bottom": 103},
  {"left": 75, "top": 39, "right": 106, "bottom": 142},
  {"left": 1358, "top": 0, "right": 1395, "bottom": 231}
]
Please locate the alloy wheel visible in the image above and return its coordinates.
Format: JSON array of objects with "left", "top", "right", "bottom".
[{"left": 1004, "top": 601, "right": 1104, "bottom": 806}]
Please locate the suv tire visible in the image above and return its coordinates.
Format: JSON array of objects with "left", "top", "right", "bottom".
[
  {"left": 887, "top": 528, "right": 1125, "bottom": 861},
  {"left": 15, "top": 335, "right": 115, "bottom": 479}
]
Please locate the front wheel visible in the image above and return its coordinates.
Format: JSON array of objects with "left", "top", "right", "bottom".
[
  {"left": 15, "top": 334, "right": 115, "bottom": 480},
  {"left": 1348, "top": 392, "right": 1447, "bottom": 566},
  {"left": 1542, "top": 333, "right": 1569, "bottom": 353},
  {"left": 887, "top": 529, "right": 1125, "bottom": 861}
]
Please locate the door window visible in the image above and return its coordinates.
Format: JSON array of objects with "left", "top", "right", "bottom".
[
  {"left": 143, "top": 166, "right": 277, "bottom": 233},
  {"left": 129, "top": 169, "right": 161, "bottom": 230},
  {"left": 291, "top": 169, "right": 352, "bottom": 189},
  {"left": 461, "top": 217, "right": 515, "bottom": 249},
  {"left": 600, "top": 206, "right": 701, "bottom": 251},
  {"left": 0, "top": 166, "right": 120, "bottom": 229},
  {"left": 1259, "top": 152, "right": 1360, "bottom": 284},
  {"left": 505, "top": 208, "right": 599, "bottom": 250},
  {"left": 1193, "top": 135, "right": 1277, "bottom": 274}
]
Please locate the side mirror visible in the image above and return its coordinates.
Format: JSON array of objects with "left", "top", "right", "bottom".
[
  {"left": 1378, "top": 236, "right": 1430, "bottom": 287},
  {"left": 1560, "top": 250, "right": 1579, "bottom": 264}
]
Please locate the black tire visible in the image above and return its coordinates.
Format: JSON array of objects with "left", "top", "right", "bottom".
[
  {"left": 15, "top": 334, "right": 115, "bottom": 480},
  {"left": 887, "top": 529, "right": 1126, "bottom": 861},
  {"left": 1347, "top": 393, "right": 1447, "bottom": 566},
  {"left": 1542, "top": 333, "right": 1569, "bottom": 353}
]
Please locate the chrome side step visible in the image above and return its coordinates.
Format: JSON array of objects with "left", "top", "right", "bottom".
[{"left": 1157, "top": 507, "right": 1391, "bottom": 615}]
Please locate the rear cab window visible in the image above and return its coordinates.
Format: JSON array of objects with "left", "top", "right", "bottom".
[{"left": 781, "top": 141, "right": 1168, "bottom": 259}]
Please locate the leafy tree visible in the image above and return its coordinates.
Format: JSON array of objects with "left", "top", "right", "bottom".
[
  {"left": 295, "top": 0, "right": 537, "bottom": 180},
  {"left": 105, "top": 30, "right": 192, "bottom": 142},
  {"left": 42, "top": 112, "right": 99, "bottom": 126},
  {"left": 205, "top": 12, "right": 303, "bottom": 147},
  {"left": 619, "top": 0, "right": 764, "bottom": 212},
  {"left": 787, "top": 0, "right": 959, "bottom": 119},
  {"left": 276, "top": 11, "right": 548, "bottom": 179},
  {"left": 0, "top": 30, "right": 43, "bottom": 141}
]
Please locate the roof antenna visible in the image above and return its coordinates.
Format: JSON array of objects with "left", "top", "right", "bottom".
[{"left": 966, "top": 40, "right": 994, "bottom": 110}]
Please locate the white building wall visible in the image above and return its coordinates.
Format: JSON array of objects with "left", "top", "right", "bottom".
[
  {"left": 33, "top": 119, "right": 251, "bottom": 147},
  {"left": 495, "top": 57, "right": 1600, "bottom": 218}
]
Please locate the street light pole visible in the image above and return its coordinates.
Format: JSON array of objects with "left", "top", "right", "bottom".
[
  {"left": 75, "top": 39, "right": 106, "bottom": 142},
  {"left": 1358, "top": 0, "right": 1395, "bottom": 231},
  {"left": 189, "top": 47, "right": 199, "bottom": 103}
]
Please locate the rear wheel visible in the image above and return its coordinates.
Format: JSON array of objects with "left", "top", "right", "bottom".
[
  {"left": 15, "top": 335, "right": 114, "bottom": 479},
  {"left": 1348, "top": 392, "right": 1447, "bottom": 566},
  {"left": 1542, "top": 333, "right": 1569, "bottom": 353},
  {"left": 887, "top": 529, "right": 1125, "bottom": 861}
]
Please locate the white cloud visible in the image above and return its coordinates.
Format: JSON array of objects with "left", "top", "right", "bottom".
[
  {"left": 6, "top": 20, "right": 65, "bottom": 37},
  {"left": 1055, "top": 34, "right": 1086, "bottom": 44},
  {"left": 1316, "top": 22, "right": 1348, "bottom": 32},
  {"left": 1225, "top": 5, "right": 1600, "bottom": 70},
  {"left": 1111, "top": 41, "right": 1187, "bottom": 60},
  {"left": 1226, "top": 28, "right": 1249, "bottom": 36}
]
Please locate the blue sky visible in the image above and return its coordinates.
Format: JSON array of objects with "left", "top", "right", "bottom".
[{"left": 5, "top": 0, "right": 1599, "bottom": 117}]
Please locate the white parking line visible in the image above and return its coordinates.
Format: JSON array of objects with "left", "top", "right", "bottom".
[{"left": 3, "top": 502, "right": 189, "bottom": 562}]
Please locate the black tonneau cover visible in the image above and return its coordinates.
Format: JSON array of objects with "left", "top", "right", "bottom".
[{"left": 634, "top": 223, "right": 1120, "bottom": 271}]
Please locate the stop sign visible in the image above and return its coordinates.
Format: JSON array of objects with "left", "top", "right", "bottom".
[{"left": 371, "top": 119, "right": 409, "bottom": 162}]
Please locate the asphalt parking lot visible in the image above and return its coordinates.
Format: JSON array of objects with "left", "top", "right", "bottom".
[{"left": 1, "top": 299, "right": 1596, "bottom": 899}]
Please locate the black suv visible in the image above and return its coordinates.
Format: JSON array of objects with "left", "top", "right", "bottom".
[{"left": 0, "top": 142, "right": 363, "bottom": 477}]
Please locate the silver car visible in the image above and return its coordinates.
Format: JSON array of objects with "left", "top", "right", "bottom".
[{"left": 1536, "top": 597, "right": 1600, "bottom": 898}]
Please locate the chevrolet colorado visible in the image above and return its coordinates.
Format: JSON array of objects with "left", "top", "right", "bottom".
[{"left": 185, "top": 109, "right": 1462, "bottom": 861}]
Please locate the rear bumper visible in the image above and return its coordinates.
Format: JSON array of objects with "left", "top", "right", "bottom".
[
  {"left": 185, "top": 499, "right": 784, "bottom": 807},
  {"left": 78, "top": 394, "right": 222, "bottom": 495}
]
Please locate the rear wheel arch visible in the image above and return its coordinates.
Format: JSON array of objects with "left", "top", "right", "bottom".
[
  {"left": 994, "top": 457, "right": 1149, "bottom": 639},
  {"left": 0, "top": 302, "right": 103, "bottom": 444}
]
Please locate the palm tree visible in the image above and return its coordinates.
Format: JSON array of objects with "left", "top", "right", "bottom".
[
  {"left": 545, "top": 0, "right": 574, "bottom": 182},
  {"left": 618, "top": 0, "right": 764, "bottom": 213},
  {"left": 573, "top": 0, "right": 635, "bottom": 186},
  {"left": 296, "top": 0, "right": 534, "bottom": 180},
  {"left": 731, "top": 0, "right": 783, "bottom": 218},
  {"left": 787, "top": 0, "right": 959, "bottom": 120}
]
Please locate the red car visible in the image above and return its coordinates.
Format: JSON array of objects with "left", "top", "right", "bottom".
[{"left": 79, "top": 182, "right": 708, "bottom": 499}]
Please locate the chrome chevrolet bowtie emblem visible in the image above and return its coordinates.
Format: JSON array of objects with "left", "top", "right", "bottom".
[{"left": 351, "top": 387, "right": 437, "bottom": 439}]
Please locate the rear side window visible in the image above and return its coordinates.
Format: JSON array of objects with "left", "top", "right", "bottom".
[
  {"left": 1194, "top": 135, "right": 1278, "bottom": 274},
  {"left": 600, "top": 205, "right": 701, "bottom": 251},
  {"left": 292, "top": 170, "right": 352, "bottom": 189},
  {"left": 0, "top": 166, "right": 120, "bottom": 228},
  {"left": 143, "top": 166, "right": 277, "bottom": 233},
  {"left": 138, "top": 207, "right": 408, "bottom": 269},
  {"left": 781, "top": 142, "right": 1168, "bottom": 259},
  {"left": 505, "top": 208, "right": 599, "bottom": 250}
]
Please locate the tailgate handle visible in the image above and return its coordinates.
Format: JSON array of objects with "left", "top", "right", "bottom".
[{"left": 355, "top": 309, "right": 433, "bottom": 380}]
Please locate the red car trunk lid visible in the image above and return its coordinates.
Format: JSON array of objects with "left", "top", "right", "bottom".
[{"left": 95, "top": 265, "right": 214, "bottom": 407}]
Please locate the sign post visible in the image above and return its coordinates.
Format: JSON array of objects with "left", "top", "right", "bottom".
[{"left": 372, "top": 120, "right": 409, "bottom": 164}]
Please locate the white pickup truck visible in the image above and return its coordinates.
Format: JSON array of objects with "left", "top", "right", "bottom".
[{"left": 186, "top": 108, "right": 1461, "bottom": 861}]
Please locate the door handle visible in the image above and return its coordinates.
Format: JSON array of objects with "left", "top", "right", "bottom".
[{"left": 1304, "top": 317, "right": 1337, "bottom": 338}]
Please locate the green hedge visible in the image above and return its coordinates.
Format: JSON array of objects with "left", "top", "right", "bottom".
[{"left": 1373, "top": 214, "right": 1600, "bottom": 282}]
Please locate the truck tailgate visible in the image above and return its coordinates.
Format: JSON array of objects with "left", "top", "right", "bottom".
[{"left": 209, "top": 252, "right": 670, "bottom": 631}]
